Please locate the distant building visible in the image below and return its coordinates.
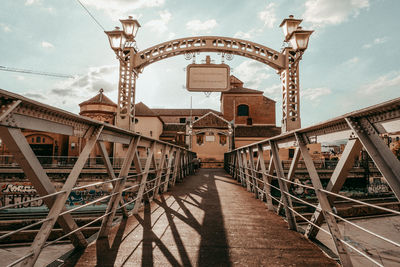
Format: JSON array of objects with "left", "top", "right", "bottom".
[{"left": 0, "top": 76, "right": 293, "bottom": 165}]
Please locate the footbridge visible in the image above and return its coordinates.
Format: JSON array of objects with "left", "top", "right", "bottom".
[{"left": 0, "top": 89, "right": 400, "bottom": 266}]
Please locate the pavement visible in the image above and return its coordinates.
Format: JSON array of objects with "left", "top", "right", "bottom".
[{"left": 63, "top": 168, "right": 338, "bottom": 267}]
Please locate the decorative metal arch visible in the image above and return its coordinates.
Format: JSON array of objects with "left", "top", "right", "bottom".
[
  {"left": 115, "top": 35, "right": 300, "bottom": 141},
  {"left": 132, "top": 36, "right": 286, "bottom": 72}
]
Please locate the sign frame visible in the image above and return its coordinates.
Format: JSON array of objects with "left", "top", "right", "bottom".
[{"left": 186, "top": 63, "right": 230, "bottom": 92}]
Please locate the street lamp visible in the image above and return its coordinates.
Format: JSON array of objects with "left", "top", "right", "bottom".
[
  {"left": 280, "top": 15, "right": 313, "bottom": 52},
  {"left": 105, "top": 27, "right": 125, "bottom": 51},
  {"left": 105, "top": 16, "right": 141, "bottom": 139},
  {"left": 279, "top": 15, "right": 303, "bottom": 42},
  {"left": 288, "top": 27, "right": 314, "bottom": 52},
  {"left": 120, "top": 16, "right": 141, "bottom": 40},
  {"left": 278, "top": 15, "right": 313, "bottom": 132}
]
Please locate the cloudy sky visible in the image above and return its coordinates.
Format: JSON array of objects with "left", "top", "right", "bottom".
[{"left": 0, "top": 0, "right": 399, "bottom": 128}]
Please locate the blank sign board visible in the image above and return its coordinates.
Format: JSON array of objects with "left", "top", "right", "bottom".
[{"left": 186, "top": 63, "right": 230, "bottom": 92}]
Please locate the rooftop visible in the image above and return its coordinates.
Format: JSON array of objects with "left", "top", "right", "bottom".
[{"left": 79, "top": 88, "right": 117, "bottom": 107}]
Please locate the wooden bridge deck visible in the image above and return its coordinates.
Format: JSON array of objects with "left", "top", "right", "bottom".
[{"left": 65, "top": 169, "right": 338, "bottom": 266}]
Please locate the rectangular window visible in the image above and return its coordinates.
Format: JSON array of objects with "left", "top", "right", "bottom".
[
  {"left": 288, "top": 148, "right": 295, "bottom": 159},
  {"left": 179, "top": 118, "right": 186, "bottom": 123}
]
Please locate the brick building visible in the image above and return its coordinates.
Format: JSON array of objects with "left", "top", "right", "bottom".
[{"left": 0, "top": 76, "right": 285, "bottom": 164}]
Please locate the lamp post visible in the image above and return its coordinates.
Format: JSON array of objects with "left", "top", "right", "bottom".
[
  {"left": 105, "top": 16, "right": 141, "bottom": 132},
  {"left": 279, "top": 15, "right": 313, "bottom": 132}
]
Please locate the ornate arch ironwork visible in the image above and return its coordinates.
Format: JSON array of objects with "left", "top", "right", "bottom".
[{"left": 132, "top": 36, "right": 286, "bottom": 72}]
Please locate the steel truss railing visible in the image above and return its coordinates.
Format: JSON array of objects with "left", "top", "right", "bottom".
[
  {"left": 0, "top": 89, "right": 196, "bottom": 267},
  {"left": 224, "top": 97, "right": 400, "bottom": 267}
]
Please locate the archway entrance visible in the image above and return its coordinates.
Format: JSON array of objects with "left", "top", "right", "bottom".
[{"left": 105, "top": 15, "right": 312, "bottom": 135}]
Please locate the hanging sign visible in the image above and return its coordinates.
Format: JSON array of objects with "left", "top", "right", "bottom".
[{"left": 186, "top": 63, "right": 230, "bottom": 92}]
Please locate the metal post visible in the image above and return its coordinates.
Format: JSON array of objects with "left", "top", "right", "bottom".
[
  {"left": 133, "top": 141, "right": 155, "bottom": 214},
  {"left": 248, "top": 147, "right": 258, "bottom": 199},
  {"left": 22, "top": 126, "right": 103, "bottom": 266},
  {"left": 97, "top": 140, "right": 129, "bottom": 217},
  {"left": 305, "top": 138, "right": 362, "bottom": 239},
  {"left": 97, "top": 137, "right": 139, "bottom": 238},
  {"left": 295, "top": 133, "right": 353, "bottom": 267},
  {"left": 280, "top": 48, "right": 301, "bottom": 132},
  {"left": 153, "top": 144, "right": 168, "bottom": 199},
  {"left": 277, "top": 147, "right": 300, "bottom": 214},
  {"left": 242, "top": 149, "right": 252, "bottom": 192},
  {"left": 163, "top": 149, "right": 176, "bottom": 192},
  {"left": 269, "top": 141, "right": 297, "bottom": 230}
]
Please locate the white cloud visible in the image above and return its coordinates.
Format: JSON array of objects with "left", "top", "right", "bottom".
[
  {"left": 186, "top": 19, "right": 217, "bottom": 33},
  {"left": 234, "top": 31, "right": 252, "bottom": 39},
  {"left": 46, "top": 65, "right": 119, "bottom": 112},
  {"left": 167, "top": 32, "right": 176, "bottom": 40},
  {"left": 25, "top": 0, "right": 41, "bottom": 5},
  {"left": 84, "top": 0, "right": 164, "bottom": 19},
  {"left": 303, "top": 0, "right": 369, "bottom": 27},
  {"left": 41, "top": 41, "right": 54, "bottom": 48},
  {"left": 233, "top": 28, "right": 262, "bottom": 40},
  {"left": 258, "top": 3, "right": 277, "bottom": 28},
  {"left": 342, "top": 56, "right": 359, "bottom": 66},
  {"left": 0, "top": 23, "right": 11, "bottom": 32},
  {"left": 145, "top": 10, "right": 171, "bottom": 33},
  {"left": 302, "top": 87, "right": 331, "bottom": 101},
  {"left": 363, "top": 37, "right": 388, "bottom": 49},
  {"left": 360, "top": 71, "right": 400, "bottom": 95},
  {"left": 264, "top": 83, "right": 281, "bottom": 97},
  {"left": 233, "top": 60, "right": 271, "bottom": 89}
]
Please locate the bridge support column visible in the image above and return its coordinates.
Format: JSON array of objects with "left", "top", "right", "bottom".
[
  {"left": 269, "top": 141, "right": 297, "bottom": 230},
  {"left": 163, "top": 148, "right": 176, "bottom": 192},
  {"left": 97, "top": 136, "right": 139, "bottom": 239},
  {"left": 133, "top": 141, "right": 155, "bottom": 214},
  {"left": 153, "top": 144, "right": 168, "bottom": 199},
  {"left": 280, "top": 48, "right": 301, "bottom": 133},
  {"left": 114, "top": 48, "right": 138, "bottom": 159},
  {"left": 305, "top": 138, "right": 362, "bottom": 239},
  {"left": 277, "top": 147, "right": 300, "bottom": 215},
  {"left": 257, "top": 144, "right": 274, "bottom": 211},
  {"left": 22, "top": 125, "right": 103, "bottom": 266},
  {"left": 295, "top": 133, "right": 353, "bottom": 267},
  {"left": 248, "top": 147, "right": 258, "bottom": 199}
]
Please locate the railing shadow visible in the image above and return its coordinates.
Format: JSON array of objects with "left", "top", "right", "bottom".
[{"left": 91, "top": 169, "right": 230, "bottom": 266}]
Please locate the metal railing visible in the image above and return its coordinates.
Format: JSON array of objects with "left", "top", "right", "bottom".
[
  {"left": 224, "top": 97, "right": 400, "bottom": 267},
  {"left": 0, "top": 89, "right": 196, "bottom": 266}
]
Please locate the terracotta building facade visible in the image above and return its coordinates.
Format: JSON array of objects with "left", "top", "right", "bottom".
[{"left": 0, "top": 76, "right": 286, "bottom": 165}]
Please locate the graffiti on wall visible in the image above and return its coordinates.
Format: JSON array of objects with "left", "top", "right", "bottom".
[
  {"left": 0, "top": 183, "right": 43, "bottom": 207},
  {"left": 0, "top": 182, "right": 139, "bottom": 208}
]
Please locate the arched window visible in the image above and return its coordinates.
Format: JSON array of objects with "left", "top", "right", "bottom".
[
  {"left": 237, "top": 104, "right": 249, "bottom": 116},
  {"left": 219, "top": 134, "right": 227, "bottom": 146},
  {"left": 196, "top": 133, "right": 204, "bottom": 145}
]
